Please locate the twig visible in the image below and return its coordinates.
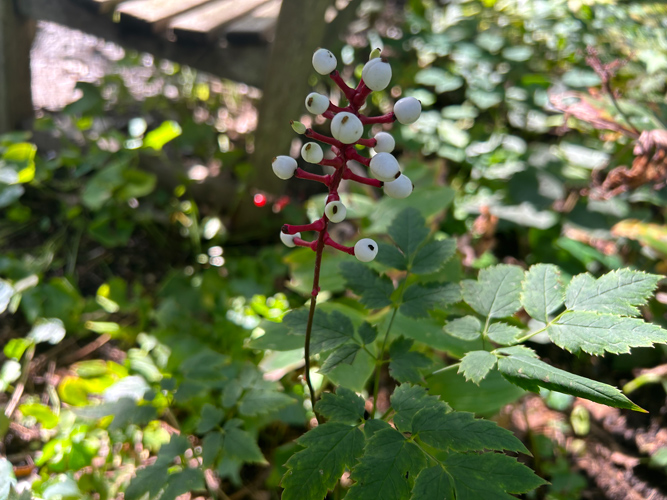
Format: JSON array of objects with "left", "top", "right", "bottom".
[
  {"left": 60, "top": 333, "right": 111, "bottom": 365},
  {"left": 5, "top": 344, "right": 35, "bottom": 419}
]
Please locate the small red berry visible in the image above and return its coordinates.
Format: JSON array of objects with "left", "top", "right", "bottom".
[{"left": 254, "top": 193, "right": 267, "bottom": 207}]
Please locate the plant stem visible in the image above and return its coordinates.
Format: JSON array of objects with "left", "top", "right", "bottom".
[
  {"left": 304, "top": 293, "right": 320, "bottom": 422},
  {"left": 515, "top": 310, "right": 566, "bottom": 343}
]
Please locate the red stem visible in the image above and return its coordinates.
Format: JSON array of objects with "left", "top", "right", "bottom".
[
  {"left": 343, "top": 169, "right": 383, "bottom": 187},
  {"left": 347, "top": 150, "right": 371, "bottom": 166},
  {"left": 324, "top": 233, "right": 354, "bottom": 255},
  {"left": 352, "top": 81, "right": 372, "bottom": 109},
  {"left": 305, "top": 128, "right": 342, "bottom": 148},
  {"left": 360, "top": 112, "right": 396, "bottom": 125},
  {"left": 329, "top": 70, "right": 356, "bottom": 101},
  {"left": 293, "top": 237, "right": 317, "bottom": 250},
  {"left": 296, "top": 168, "right": 331, "bottom": 185},
  {"left": 283, "top": 220, "right": 325, "bottom": 234},
  {"left": 356, "top": 137, "right": 378, "bottom": 148},
  {"left": 320, "top": 158, "right": 344, "bottom": 168}
]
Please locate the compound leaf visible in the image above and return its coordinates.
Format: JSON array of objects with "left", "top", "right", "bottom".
[
  {"left": 565, "top": 269, "right": 662, "bottom": 317},
  {"left": 547, "top": 310, "right": 667, "bottom": 355},
  {"left": 461, "top": 265, "right": 524, "bottom": 319},
  {"left": 411, "top": 239, "right": 457, "bottom": 275},
  {"left": 487, "top": 322, "right": 522, "bottom": 345},
  {"left": 358, "top": 322, "right": 378, "bottom": 345},
  {"left": 444, "top": 316, "right": 482, "bottom": 341},
  {"left": 497, "top": 354, "right": 645, "bottom": 412},
  {"left": 400, "top": 282, "right": 461, "bottom": 318},
  {"left": 196, "top": 403, "right": 224, "bottom": 433},
  {"left": 223, "top": 426, "right": 265, "bottom": 464},
  {"left": 410, "top": 466, "right": 454, "bottom": 500},
  {"left": 389, "top": 337, "right": 431, "bottom": 383},
  {"left": 161, "top": 468, "right": 205, "bottom": 500},
  {"left": 340, "top": 262, "right": 394, "bottom": 309},
  {"left": 375, "top": 242, "right": 407, "bottom": 270},
  {"left": 521, "top": 264, "right": 564, "bottom": 322},
  {"left": 285, "top": 309, "right": 356, "bottom": 353},
  {"left": 346, "top": 427, "right": 427, "bottom": 500},
  {"left": 124, "top": 464, "right": 169, "bottom": 500},
  {"left": 238, "top": 389, "right": 294, "bottom": 417},
  {"left": 458, "top": 351, "right": 497, "bottom": 385},
  {"left": 315, "top": 387, "right": 365, "bottom": 425},
  {"left": 282, "top": 423, "right": 365, "bottom": 500},
  {"left": 319, "top": 343, "right": 361, "bottom": 374},
  {"left": 391, "top": 384, "right": 450, "bottom": 433},
  {"left": 388, "top": 207, "right": 429, "bottom": 259}
]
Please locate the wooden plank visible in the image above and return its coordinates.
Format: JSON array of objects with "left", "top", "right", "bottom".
[
  {"left": 115, "top": 0, "right": 213, "bottom": 33},
  {"left": 226, "top": 0, "right": 281, "bottom": 44},
  {"left": 169, "top": 0, "right": 271, "bottom": 44}
]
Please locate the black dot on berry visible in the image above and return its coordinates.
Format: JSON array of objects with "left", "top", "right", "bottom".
[
  {"left": 394, "top": 172, "right": 401, "bottom": 179},
  {"left": 281, "top": 225, "right": 289, "bottom": 234},
  {"left": 307, "top": 97, "right": 313, "bottom": 106},
  {"left": 368, "top": 245, "right": 375, "bottom": 251},
  {"left": 305, "top": 144, "right": 311, "bottom": 151},
  {"left": 342, "top": 116, "right": 349, "bottom": 124},
  {"left": 332, "top": 206, "right": 338, "bottom": 214}
]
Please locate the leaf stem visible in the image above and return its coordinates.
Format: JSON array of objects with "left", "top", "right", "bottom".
[
  {"left": 425, "top": 362, "right": 461, "bottom": 379},
  {"left": 515, "top": 310, "right": 566, "bottom": 344}
]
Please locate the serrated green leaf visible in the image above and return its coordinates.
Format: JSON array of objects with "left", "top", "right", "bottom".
[
  {"left": 161, "top": 468, "right": 204, "bottom": 500},
  {"left": 444, "top": 316, "right": 482, "bottom": 341},
  {"left": 374, "top": 242, "right": 407, "bottom": 270},
  {"left": 315, "top": 387, "right": 365, "bottom": 424},
  {"left": 565, "top": 269, "right": 662, "bottom": 317},
  {"left": 497, "top": 354, "right": 645, "bottom": 412},
  {"left": 547, "top": 310, "right": 667, "bottom": 355},
  {"left": 495, "top": 345, "right": 538, "bottom": 358},
  {"left": 238, "top": 389, "right": 294, "bottom": 416},
  {"left": 202, "top": 431, "right": 223, "bottom": 467},
  {"left": 388, "top": 207, "right": 429, "bottom": 259},
  {"left": 412, "top": 407, "right": 529, "bottom": 454},
  {"left": 411, "top": 239, "right": 457, "bottom": 275},
  {"left": 389, "top": 337, "right": 431, "bottom": 383},
  {"left": 410, "top": 466, "right": 454, "bottom": 500},
  {"left": 358, "top": 322, "right": 378, "bottom": 345},
  {"left": 282, "top": 423, "right": 365, "bottom": 500},
  {"left": 223, "top": 427, "right": 265, "bottom": 463},
  {"left": 400, "top": 282, "right": 461, "bottom": 318},
  {"left": 124, "top": 464, "right": 169, "bottom": 500},
  {"left": 444, "top": 452, "right": 547, "bottom": 499},
  {"left": 521, "top": 264, "right": 564, "bottom": 322},
  {"left": 285, "top": 309, "right": 356, "bottom": 354},
  {"left": 155, "top": 434, "right": 190, "bottom": 467},
  {"left": 462, "top": 265, "right": 524, "bottom": 318},
  {"left": 487, "top": 322, "right": 522, "bottom": 345},
  {"left": 391, "top": 384, "right": 450, "bottom": 433},
  {"left": 319, "top": 343, "right": 361, "bottom": 374},
  {"left": 196, "top": 403, "right": 224, "bottom": 433},
  {"left": 346, "top": 427, "right": 427, "bottom": 500},
  {"left": 458, "top": 351, "right": 497, "bottom": 385},
  {"left": 340, "top": 262, "right": 394, "bottom": 309}
]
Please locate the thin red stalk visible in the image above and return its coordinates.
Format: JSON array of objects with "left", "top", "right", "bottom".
[
  {"left": 347, "top": 150, "right": 371, "bottom": 166},
  {"left": 327, "top": 102, "right": 347, "bottom": 113},
  {"left": 319, "top": 158, "right": 344, "bottom": 168},
  {"left": 356, "top": 137, "right": 378, "bottom": 148},
  {"left": 324, "top": 234, "right": 354, "bottom": 254},
  {"left": 296, "top": 168, "right": 331, "bottom": 185},
  {"left": 352, "top": 81, "right": 372, "bottom": 109},
  {"left": 360, "top": 112, "right": 396, "bottom": 125},
  {"left": 343, "top": 169, "right": 383, "bottom": 187},
  {"left": 293, "top": 237, "right": 316, "bottom": 250},
  {"left": 329, "top": 70, "right": 356, "bottom": 101},
  {"left": 283, "top": 220, "right": 325, "bottom": 234},
  {"left": 305, "top": 128, "right": 342, "bottom": 148}
]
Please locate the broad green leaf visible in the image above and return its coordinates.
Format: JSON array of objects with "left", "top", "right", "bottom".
[
  {"left": 565, "top": 269, "right": 662, "bottom": 317},
  {"left": 444, "top": 316, "right": 482, "bottom": 341},
  {"left": 391, "top": 384, "right": 450, "bottom": 433},
  {"left": 282, "top": 423, "right": 365, "bottom": 500},
  {"left": 155, "top": 434, "right": 190, "bottom": 467},
  {"left": 196, "top": 403, "right": 224, "bottom": 433},
  {"left": 125, "top": 465, "right": 169, "bottom": 500},
  {"left": 521, "top": 264, "right": 564, "bottom": 322},
  {"left": 202, "top": 431, "right": 223, "bottom": 467},
  {"left": 223, "top": 426, "right": 265, "bottom": 463},
  {"left": 319, "top": 343, "right": 361, "bottom": 374},
  {"left": 461, "top": 265, "right": 524, "bottom": 318},
  {"left": 444, "top": 452, "right": 547, "bottom": 499},
  {"left": 400, "top": 282, "right": 461, "bottom": 318},
  {"left": 410, "top": 466, "right": 454, "bottom": 500},
  {"left": 497, "top": 354, "right": 645, "bottom": 412},
  {"left": 346, "top": 427, "right": 427, "bottom": 500},
  {"left": 547, "top": 310, "right": 667, "bottom": 355},
  {"left": 374, "top": 242, "right": 407, "bottom": 270},
  {"left": 388, "top": 207, "right": 429, "bottom": 259},
  {"left": 340, "top": 262, "right": 394, "bottom": 309},
  {"left": 389, "top": 337, "right": 431, "bottom": 383},
  {"left": 247, "top": 322, "right": 304, "bottom": 351},
  {"left": 238, "top": 389, "right": 294, "bottom": 416},
  {"left": 358, "top": 322, "right": 378, "bottom": 345},
  {"left": 412, "top": 407, "right": 529, "bottom": 454},
  {"left": 18, "top": 403, "right": 58, "bottom": 429},
  {"left": 411, "top": 239, "right": 457, "bottom": 275},
  {"left": 315, "top": 387, "right": 365, "bottom": 425},
  {"left": 161, "top": 468, "right": 205, "bottom": 500},
  {"left": 143, "top": 121, "right": 182, "bottom": 151},
  {"left": 487, "top": 322, "right": 522, "bottom": 345},
  {"left": 284, "top": 309, "right": 355, "bottom": 353},
  {"left": 458, "top": 351, "right": 497, "bottom": 385}
]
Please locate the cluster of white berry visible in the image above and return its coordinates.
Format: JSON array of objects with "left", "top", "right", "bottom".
[{"left": 273, "top": 48, "right": 421, "bottom": 264}]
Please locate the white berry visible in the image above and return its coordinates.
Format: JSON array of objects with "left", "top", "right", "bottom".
[
  {"left": 330, "top": 112, "right": 364, "bottom": 144},
  {"left": 280, "top": 231, "right": 301, "bottom": 248},
  {"left": 312, "top": 48, "right": 337, "bottom": 75},
  {"left": 374, "top": 132, "right": 395, "bottom": 153},
  {"left": 354, "top": 238, "right": 378, "bottom": 262},
  {"left": 301, "top": 142, "right": 324, "bottom": 164},
  {"left": 384, "top": 174, "right": 413, "bottom": 199},
  {"left": 362, "top": 58, "right": 392, "bottom": 91},
  {"left": 370, "top": 152, "right": 400, "bottom": 182},
  {"left": 394, "top": 97, "right": 421, "bottom": 124},
  {"left": 305, "top": 92, "right": 330, "bottom": 115},
  {"left": 272, "top": 155, "right": 297, "bottom": 180},
  {"left": 324, "top": 200, "right": 346, "bottom": 223}
]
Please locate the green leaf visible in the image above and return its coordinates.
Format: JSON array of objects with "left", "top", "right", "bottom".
[
  {"left": 400, "top": 282, "right": 461, "bottom": 318},
  {"left": 358, "top": 322, "right": 378, "bottom": 345},
  {"left": 238, "top": 389, "right": 294, "bottom": 416},
  {"left": 284, "top": 309, "right": 356, "bottom": 354},
  {"left": 444, "top": 316, "right": 482, "bottom": 341},
  {"left": 461, "top": 265, "right": 525, "bottom": 318},
  {"left": 458, "top": 351, "right": 497, "bottom": 385},
  {"left": 411, "top": 239, "right": 457, "bottom": 275},
  {"left": 161, "top": 468, "right": 205, "bottom": 500},
  {"left": 143, "top": 121, "right": 182, "bottom": 151},
  {"left": 412, "top": 407, "right": 529, "bottom": 454},
  {"left": 443, "top": 452, "right": 547, "bottom": 499},
  {"left": 315, "top": 387, "right": 365, "bottom": 425},
  {"left": 388, "top": 207, "right": 429, "bottom": 260},
  {"left": 565, "top": 269, "right": 662, "bottom": 317},
  {"left": 340, "top": 262, "right": 394, "bottom": 309},
  {"left": 346, "top": 427, "right": 427, "bottom": 500},
  {"left": 521, "top": 264, "right": 565, "bottom": 322},
  {"left": 223, "top": 426, "right": 265, "bottom": 464},
  {"left": 155, "top": 434, "right": 190, "bottom": 467},
  {"left": 196, "top": 403, "right": 224, "bottom": 433},
  {"left": 3, "top": 338, "right": 31, "bottom": 360},
  {"left": 389, "top": 337, "right": 431, "bottom": 383},
  {"left": 497, "top": 354, "right": 645, "bottom": 412},
  {"left": 282, "top": 423, "right": 365, "bottom": 500},
  {"left": 410, "top": 466, "right": 454, "bottom": 500},
  {"left": 547, "top": 310, "right": 667, "bottom": 355},
  {"left": 391, "top": 384, "right": 450, "bottom": 433},
  {"left": 18, "top": 403, "right": 58, "bottom": 429},
  {"left": 202, "top": 431, "right": 223, "bottom": 467},
  {"left": 374, "top": 242, "right": 407, "bottom": 270},
  {"left": 124, "top": 465, "right": 169, "bottom": 500},
  {"left": 486, "top": 322, "right": 522, "bottom": 345},
  {"left": 319, "top": 343, "right": 361, "bottom": 374}
]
